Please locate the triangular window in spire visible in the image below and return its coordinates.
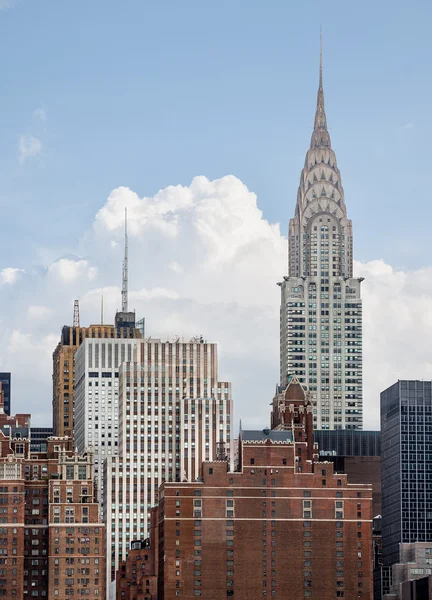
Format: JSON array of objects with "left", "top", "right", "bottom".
[
  {"left": 321, "top": 187, "right": 326, "bottom": 197},
  {"left": 329, "top": 174, "right": 333, "bottom": 183},
  {"left": 313, "top": 173, "right": 318, "bottom": 182},
  {"left": 321, "top": 170, "right": 325, "bottom": 180}
]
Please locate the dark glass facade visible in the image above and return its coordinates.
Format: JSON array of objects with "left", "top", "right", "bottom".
[
  {"left": 315, "top": 428, "right": 381, "bottom": 456},
  {"left": 0, "top": 372, "right": 11, "bottom": 415},
  {"left": 381, "top": 380, "right": 432, "bottom": 566},
  {"left": 30, "top": 427, "right": 54, "bottom": 452}
]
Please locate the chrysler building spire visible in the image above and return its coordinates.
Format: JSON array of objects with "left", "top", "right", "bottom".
[
  {"left": 278, "top": 38, "right": 363, "bottom": 431},
  {"left": 311, "top": 29, "right": 330, "bottom": 149}
]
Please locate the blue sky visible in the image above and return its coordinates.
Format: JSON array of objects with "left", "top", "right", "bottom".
[
  {"left": 2, "top": 0, "right": 432, "bottom": 427},
  {"left": 2, "top": 0, "right": 431, "bottom": 267}
]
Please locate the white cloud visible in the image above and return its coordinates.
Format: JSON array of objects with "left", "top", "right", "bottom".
[
  {"left": 0, "top": 0, "right": 14, "bottom": 9},
  {"left": 0, "top": 267, "right": 24, "bottom": 284},
  {"left": 1, "top": 329, "right": 59, "bottom": 424},
  {"left": 132, "top": 287, "right": 179, "bottom": 301},
  {"left": 33, "top": 108, "right": 47, "bottom": 121},
  {"left": 27, "top": 305, "right": 52, "bottom": 320},
  {"left": 3, "top": 174, "right": 432, "bottom": 430},
  {"left": 18, "top": 135, "right": 42, "bottom": 164},
  {"left": 48, "top": 258, "right": 97, "bottom": 283},
  {"left": 169, "top": 261, "right": 183, "bottom": 274}
]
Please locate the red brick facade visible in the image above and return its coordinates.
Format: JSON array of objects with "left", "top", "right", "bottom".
[
  {"left": 0, "top": 434, "right": 105, "bottom": 598},
  {"left": 116, "top": 508, "right": 159, "bottom": 600},
  {"left": 157, "top": 379, "right": 373, "bottom": 599}
]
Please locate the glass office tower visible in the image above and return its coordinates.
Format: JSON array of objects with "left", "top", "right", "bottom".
[{"left": 381, "top": 380, "right": 432, "bottom": 565}]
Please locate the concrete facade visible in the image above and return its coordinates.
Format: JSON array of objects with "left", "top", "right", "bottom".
[
  {"left": 105, "top": 338, "right": 233, "bottom": 599},
  {"left": 52, "top": 323, "right": 141, "bottom": 440},
  {"left": 74, "top": 337, "right": 139, "bottom": 509},
  {"left": 384, "top": 543, "right": 432, "bottom": 599}
]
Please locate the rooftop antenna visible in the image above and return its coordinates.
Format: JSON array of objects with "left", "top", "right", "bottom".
[
  {"left": 73, "top": 300, "right": 80, "bottom": 327},
  {"left": 101, "top": 295, "right": 104, "bottom": 325},
  {"left": 319, "top": 25, "right": 323, "bottom": 88},
  {"left": 121, "top": 207, "right": 128, "bottom": 312}
]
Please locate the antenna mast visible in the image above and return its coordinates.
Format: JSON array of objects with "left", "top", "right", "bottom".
[
  {"left": 73, "top": 300, "right": 80, "bottom": 327},
  {"left": 121, "top": 207, "right": 128, "bottom": 312}
]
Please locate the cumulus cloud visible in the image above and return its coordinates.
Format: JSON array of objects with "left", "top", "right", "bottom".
[
  {"left": 2, "top": 174, "right": 431, "bottom": 430},
  {"left": 48, "top": 258, "right": 97, "bottom": 283},
  {"left": 27, "top": 305, "right": 52, "bottom": 320},
  {"left": 18, "top": 135, "right": 42, "bottom": 164},
  {"left": 1, "top": 267, "right": 24, "bottom": 284},
  {"left": 169, "top": 261, "right": 183, "bottom": 274}
]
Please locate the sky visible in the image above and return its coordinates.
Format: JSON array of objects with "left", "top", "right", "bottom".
[{"left": 1, "top": 0, "right": 432, "bottom": 428}]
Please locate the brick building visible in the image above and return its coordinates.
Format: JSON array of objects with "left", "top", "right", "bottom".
[
  {"left": 116, "top": 508, "right": 159, "bottom": 600},
  {"left": 157, "top": 377, "right": 373, "bottom": 599},
  {"left": 0, "top": 432, "right": 105, "bottom": 598}
]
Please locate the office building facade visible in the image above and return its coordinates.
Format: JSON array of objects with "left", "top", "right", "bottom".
[
  {"left": 30, "top": 427, "right": 54, "bottom": 452},
  {"left": 0, "top": 373, "right": 11, "bottom": 416},
  {"left": 315, "top": 429, "right": 381, "bottom": 516},
  {"left": 105, "top": 338, "right": 233, "bottom": 598},
  {"left": 52, "top": 322, "right": 142, "bottom": 440},
  {"left": 381, "top": 381, "right": 432, "bottom": 567},
  {"left": 279, "top": 51, "right": 363, "bottom": 429},
  {"left": 74, "top": 337, "right": 139, "bottom": 507}
]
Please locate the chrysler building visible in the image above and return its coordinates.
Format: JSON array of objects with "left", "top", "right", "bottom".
[{"left": 279, "top": 45, "right": 363, "bottom": 429}]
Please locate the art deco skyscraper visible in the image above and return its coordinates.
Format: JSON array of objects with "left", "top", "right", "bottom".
[
  {"left": 279, "top": 45, "right": 363, "bottom": 430},
  {"left": 104, "top": 338, "right": 233, "bottom": 598}
]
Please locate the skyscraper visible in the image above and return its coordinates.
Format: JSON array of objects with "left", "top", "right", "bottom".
[
  {"left": 104, "top": 338, "right": 233, "bottom": 598},
  {"left": 52, "top": 210, "right": 142, "bottom": 439},
  {"left": 52, "top": 323, "right": 141, "bottom": 438},
  {"left": 381, "top": 380, "right": 432, "bottom": 567},
  {"left": 279, "top": 42, "right": 363, "bottom": 430},
  {"left": 74, "top": 337, "right": 140, "bottom": 509}
]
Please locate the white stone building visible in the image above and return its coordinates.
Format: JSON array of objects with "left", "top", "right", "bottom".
[
  {"left": 74, "top": 337, "right": 139, "bottom": 509},
  {"left": 104, "top": 337, "right": 233, "bottom": 596},
  {"left": 279, "top": 50, "right": 363, "bottom": 430}
]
